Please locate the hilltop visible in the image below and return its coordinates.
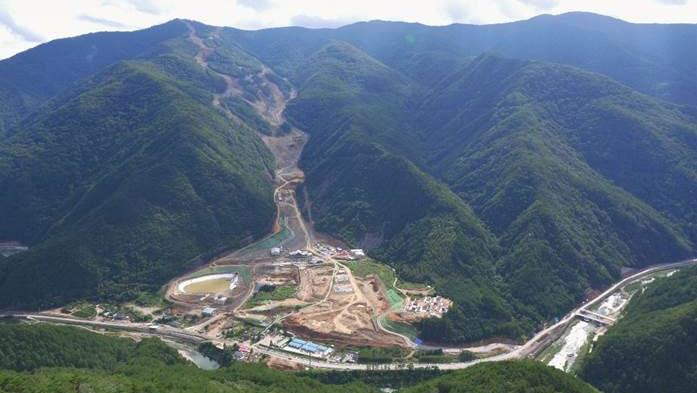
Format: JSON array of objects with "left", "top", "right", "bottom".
[{"left": 0, "top": 14, "right": 695, "bottom": 346}]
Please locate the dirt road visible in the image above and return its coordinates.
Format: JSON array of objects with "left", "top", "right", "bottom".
[{"left": 152, "top": 23, "right": 697, "bottom": 367}]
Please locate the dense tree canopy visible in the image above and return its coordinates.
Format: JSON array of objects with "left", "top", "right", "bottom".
[
  {"left": 580, "top": 266, "right": 697, "bottom": 393},
  {"left": 0, "top": 323, "right": 599, "bottom": 393},
  {"left": 0, "top": 15, "right": 695, "bottom": 344}
]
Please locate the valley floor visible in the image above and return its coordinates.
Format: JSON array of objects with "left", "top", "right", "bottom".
[{"left": 5, "top": 21, "right": 696, "bottom": 374}]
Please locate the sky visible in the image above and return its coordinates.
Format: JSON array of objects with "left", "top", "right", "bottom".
[{"left": 1, "top": 0, "right": 696, "bottom": 60}]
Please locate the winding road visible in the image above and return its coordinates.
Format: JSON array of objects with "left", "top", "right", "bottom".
[
  {"left": 9, "top": 22, "right": 697, "bottom": 372},
  {"left": 254, "top": 256, "right": 697, "bottom": 370}
]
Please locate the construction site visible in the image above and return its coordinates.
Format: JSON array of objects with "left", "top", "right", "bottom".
[
  {"left": 13, "top": 20, "right": 697, "bottom": 375},
  {"left": 166, "top": 231, "right": 434, "bottom": 349},
  {"left": 161, "top": 123, "right": 449, "bottom": 348},
  {"left": 282, "top": 263, "right": 408, "bottom": 348},
  {"left": 158, "top": 61, "right": 444, "bottom": 349},
  {"left": 51, "top": 22, "right": 450, "bottom": 366},
  {"left": 161, "top": 166, "right": 448, "bottom": 348}
]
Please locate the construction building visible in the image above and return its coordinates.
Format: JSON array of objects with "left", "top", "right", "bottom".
[
  {"left": 289, "top": 250, "right": 312, "bottom": 258},
  {"left": 406, "top": 296, "right": 452, "bottom": 317},
  {"left": 202, "top": 307, "right": 216, "bottom": 317},
  {"left": 350, "top": 249, "right": 366, "bottom": 258},
  {"left": 286, "top": 338, "right": 333, "bottom": 358},
  {"left": 335, "top": 273, "right": 349, "bottom": 283},
  {"left": 334, "top": 284, "right": 353, "bottom": 294},
  {"left": 310, "top": 256, "right": 324, "bottom": 264},
  {"left": 214, "top": 294, "right": 228, "bottom": 305}
]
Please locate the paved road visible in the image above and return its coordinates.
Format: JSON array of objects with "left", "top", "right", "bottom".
[
  {"left": 503, "top": 257, "right": 697, "bottom": 359},
  {"left": 5, "top": 314, "right": 207, "bottom": 344},
  {"left": 10, "top": 22, "right": 695, "bottom": 370},
  {"left": 4, "top": 257, "right": 694, "bottom": 371},
  {"left": 253, "top": 257, "right": 697, "bottom": 370}
]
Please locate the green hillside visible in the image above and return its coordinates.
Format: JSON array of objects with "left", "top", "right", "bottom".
[
  {"left": 405, "top": 361, "right": 598, "bottom": 393},
  {"left": 425, "top": 55, "right": 697, "bottom": 244},
  {"left": 284, "top": 42, "right": 694, "bottom": 343},
  {"left": 580, "top": 266, "right": 697, "bottom": 393},
  {"left": 227, "top": 13, "right": 697, "bottom": 106},
  {"left": 0, "top": 361, "right": 599, "bottom": 393},
  {"left": 0, "top": 32, "right": 275, "bottom": 308},
  {"left": 0, "top": 322, "right": 184, "bottom": 371},
  {"left": 0, "top": 20, "right": 192, "bottom": 134},
  {"left": 287, "top": 43, "right": 525, "bottom": 341},
  {"left": 0, "top": 17, "right": 695, "bottom": 346},
  {"left": 418, "top": 55, "right": 693, "bottom": 324},
  {"left": 0, "top": 323, "right": 598, "bottom": 393}
]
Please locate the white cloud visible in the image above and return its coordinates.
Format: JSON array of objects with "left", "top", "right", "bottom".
[
  {"left": 0, "top": 0, "right": 695, "bottom": 60},
  {"left": 444, "top": 1, "right": 472, "bottom": 23},
  {"left": 103, "top": 0, "right": 162, "bottom": 14},
  {"left": 0, "top": 8, "right": 43, "bottom": 42},
  {"left": 290, "top": 14, "right": 356, "bottom": 28},
  {"left": 237, "top": 0, "right": 273, "bottom": 11},
  {"left": 78, "top": 14, "right": 129, "bottom": 28},
  {"left": 519, "top": 0, "right": 559, "bottom": 10}
]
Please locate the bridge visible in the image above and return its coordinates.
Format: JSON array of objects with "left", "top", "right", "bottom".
[
  {"left": 575, "top": 309, "right": 616, "bottom": 326},
  {"left": 2, "top": 257, "right": 695, "bottom": 372}
]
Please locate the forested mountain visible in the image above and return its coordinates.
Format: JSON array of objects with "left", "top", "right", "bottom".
[
  {"left": 227, "top": 12, "right": 697, "bottom": 106},
  {"left": 413, "top": 55, "right": 695, "bottom": 334},
  {"left": 405, "top": 361, "right": 599, "bottom": 393},
  {"left": 580, "top": 266, "right": 697, "bottom": 393},
  {"left": 284, "top": 42, "right": 518, "bottom": 340},
  {"left": 0, "top": 20, "right": 191, "bottom": 135},
  {"left": 0, "top": 14, "right": 695, "bottom": 346},
  {"left": 0, "top": 322, "right": 598, "bottom": 393},
  {"left": 0, "top": 22, "right": 276, "bottom": 308},
  {"left": 0, "top": 360, "right": 599, "bottom": 393},
  {"left": 0, "top": 322, "right": 184, "bottom": 371},
  {"left": 281, "top": 40, "right": 696, "bottom": 342}
]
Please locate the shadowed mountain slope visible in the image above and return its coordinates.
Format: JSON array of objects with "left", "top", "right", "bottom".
[
  {"left": 0, "top": 22, "right": 276, "bottom": 308},
  {"left": 0, "top": 17, "right": 695, "bottom": 345}
]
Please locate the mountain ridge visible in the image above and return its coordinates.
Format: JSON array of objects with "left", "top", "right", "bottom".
[
  {"left": 0, "top": 27, "right": 277, "bottom": 308},
  {"left": 0, "top": 16, "right": 695, "bottom": 346}
]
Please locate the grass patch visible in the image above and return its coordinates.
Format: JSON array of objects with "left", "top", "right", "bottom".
[
  {"left": 71, "top": 304, "right": 97, "bottom": 319},
  {"left": 379, "top": 316, "right": 418, "bottom": 341},
  {"left": 345, "top": 259, "right": 418, "bottom": 311},
  {"left": 345, "top": 259, "right": 425, "bottom": 299},
  {"left": 414, "top": 349, "right": 456, "bottom": 364},
  {"left": 386, "top": 289, "right": 404, "bottom": 310},
  {"left": 396, "top": 280, "right": 432, "bottom": 292},
  {"left": 458, "top": 350, "right": 477, "bottom": 362},
  {"left": 121, "top": 306, "right": 152, "bottom": 323},
  {"left": 242, "top": 217, "right": 292, "bottom": 252},
  {"left": 134, "top": 291, "right": 167, "bottom": 308},
  {"left": 353, "top": 346, "right": 408, "bottom": 364},
  {"left": 344, "top": 259, "right": 396, "bottom": 287},
  {"left": 245, "top": 285, "right": 297, "bottom": 308}
]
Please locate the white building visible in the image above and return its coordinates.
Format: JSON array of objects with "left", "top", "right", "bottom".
[
  {"left": 270, "top": 247, "right": 282, "bottom": 256},
  {"left": 310, "top": 256, "right": 324, "bottom": 264},
  {"left": 335, "top": 274, "right": 349, "bottom": 283},
  {"left": 334, "top": 284, "right": 353, "bottom": 294},
  {"left": 289, "top": 250, "right": 312, "bottom": 258},
  {"left": 350, "top": 249, "right": 366, "bottom": 258},
  {"left": 202, "top": 307, "right": 216, "bottom": 317}
]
